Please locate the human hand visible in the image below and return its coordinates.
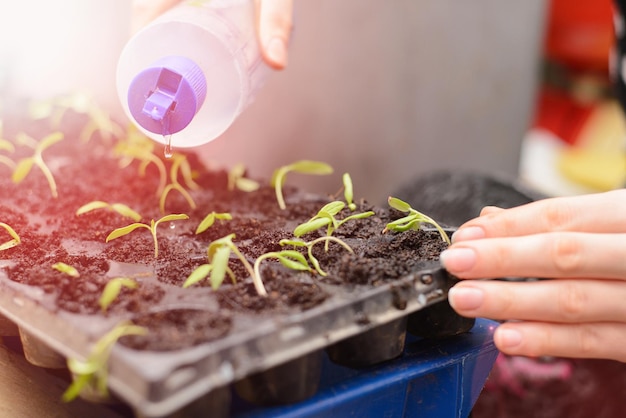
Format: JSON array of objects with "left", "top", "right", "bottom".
[
  {"left": 440, "top": 189, "right": 626, "bottom": 362},
  {"left": 131, "top": 0, "right": 292, "bottom": 69}
]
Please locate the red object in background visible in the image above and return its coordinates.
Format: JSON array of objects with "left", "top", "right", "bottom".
[
  {"left": 544, "top": 0, "right": 614, "bottom": 72},
  {"left": 532, "top": 88, "right": 595, "bottom": 145}
]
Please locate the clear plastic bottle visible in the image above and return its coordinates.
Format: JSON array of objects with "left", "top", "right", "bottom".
[{"left": 116, "top": 0, "right": 271, "bottom": 149}]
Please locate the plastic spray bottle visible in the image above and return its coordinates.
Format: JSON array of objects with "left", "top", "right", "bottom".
[{"left": 116, "top": 0, "right": 272, "bottom": 154}]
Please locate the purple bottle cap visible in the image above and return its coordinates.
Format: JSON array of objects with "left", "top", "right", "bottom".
[{"left": 127, "top": 56, "right": 207, "bottom": 135}]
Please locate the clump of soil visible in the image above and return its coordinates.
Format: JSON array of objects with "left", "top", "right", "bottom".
[{"left": 0, "top": 108, "right": 449, "bottom": 352}]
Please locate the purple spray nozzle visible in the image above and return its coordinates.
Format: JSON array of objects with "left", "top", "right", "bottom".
[{"left": 127, "top": 56, "right": 207, "bottom": 135}]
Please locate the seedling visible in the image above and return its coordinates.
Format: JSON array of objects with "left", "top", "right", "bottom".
[
  {"left": 105, "top": 214, "right": 189, "bottom": 258},
  {"left": 79, "top": 101, "right": 124, "bottom": 144},
  {"left": 0, "top": 222, "right": 20, "bottom": 251},
  {"left": 62, "top": 321, "right": 147, "bottom": 402},
  {"left": 280, "top": 236, "right": 353, "bottom": 276},
  {"left": 183, "top": 234, "right": 266, "bottom": 295},
  {"left": 159, "top": 153, "right": 198, "bottom": 214},
  {"left": 271, "top": 160, "right": 333, "bottom": 210},
  {"left": 52, "top": 262, "right": 80, "bottom": 278},
  {"left": 28, "top": 92, "right": 123, "bottom": 142},
  {"left": 114, "top": 126, "right": 167, "bottom": 196},
  {"left": 99, "top": 277, "right": 138, "bottom": 312},
  {"left": 294, "top": 201, "right": 375, "bottom": 249},
  {"left": 195, "top": 211, "right": 232, "bottom": 234},
  {"left": 183, "top": 247, "right": 236, "bottom": 290},
  {"left": 253, "top": 250, "right": 313, "bottom": 283},
  {"left": 228, "top": 163, "right": 260, "bottom": 192},
  {"left": 12, "top": 131, "right": 64, "bottom": 198},
  {"left": 383, "top": 196, "right": 450, "bottom": 244},
  {"left": 342, "top": 173, "right": 357, "bottom": 211},
  {"left": 76, "top": 201, "right": 142, "bottom": 222}
]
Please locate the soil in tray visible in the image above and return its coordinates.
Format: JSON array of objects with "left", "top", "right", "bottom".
[{"left": 0, "top": 107, "right": 450, "bottom": 352}]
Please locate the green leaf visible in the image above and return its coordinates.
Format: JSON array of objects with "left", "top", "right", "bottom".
[
  {"left": 196, "top": 212, "right": 232, "bottom": 234},
  {"left": 99, "top": 278, "right": 138, "bottom": 312},
  {"left": 207, "top": 234, "right": 236, "bottom": 260},
  {"left": 63, "top": 322, "right": 147, "bottom": 402},
  {"left": 105, "top": 223, "right": 148, "bottom": 242},
  {"left": 273, "top": 250, "right": 311, "bottom": 271},
  {"left": 228, "top": 163, "right": 246, "bottom": 190},
  {"left": 76, "top": 201, "right": 109, "bottom": 216},
  {"left": 236, "top": 177, "right": 260, "bottom": 192},
  {"left": 109, "top": 204, "right": 142, "bottom": 221},
  {"left": 386, "top": 217, "right": 422, "bottom": 232},
  {"left": 279, "top": 238, "right": 306, "bottom": 247},
  {"left": 317, "top": 201, "right": 345, "bottom": 217},
  {"left": 308, "top": 252, "right": 324, "bottom": 276},
  {"left": 0, "top": 139, "right": 14, "bottom": 152},
  {"left": 11, "top": 158, "right": 34, "bottom": 183},
  {"left": 38, "top": 131, "right": 64, "bottom": 152},
  {"left": 52, "top": 262, "right": 80, "bottom": 278},
  {"left": 343, "top": 173, "right": 354, "bottom": 209},
  {"left": 387, "top": 196, "right": 412, "bottom": 213},
  {"left": 337, "top": 210, "right": 376, "bottom": 227},
  {"left": 0, "top": 222, "right": 21, "bottom": 251},
  {"left": 210, "top": 246, "right": 231, "bottom": 290},
  {"left": 155, "top": 213, "right": 189, "bottom": 226},
  {"left": 271, "top": 160, "right": 333, "bottom": 210},
  {"left": 288, "top": 160, "right": 334, "bottom": 175},
  {"left": 294, "top": 217, "right": 331, "bottom": 237},
  {"left": 62, "top": 371, "right": 93, "bottom": 402},
  {"left": 183, "top": 264, "right": 213, "bottom": 288}
]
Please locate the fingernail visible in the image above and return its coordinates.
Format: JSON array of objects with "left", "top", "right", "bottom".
[
  {"left": 448, "top": 286, "right": 484, "bottom": 311},
  {"left": 266, "top": 37, "right": 287, "bottom": 66},
  {"left": 497, "top": 328, "right": 523, "bottom": 348},
  {"left": 451, "top": 226, "right": 485, "bottom": 243},
  {"left": 439, "top": 247, "right": 477, "bottom": 272}
]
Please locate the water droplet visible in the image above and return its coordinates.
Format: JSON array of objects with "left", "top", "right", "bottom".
[{"left": 164, "top": 134, "right": 173, "bottom": 159}]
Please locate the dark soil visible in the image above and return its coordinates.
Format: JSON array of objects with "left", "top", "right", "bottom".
[{"left": 0, "top": 108, "right": 449, "bottom": 352}]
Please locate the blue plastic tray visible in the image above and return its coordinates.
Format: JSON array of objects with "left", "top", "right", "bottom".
[{"left": 232, "top": 318, "right": 499, "bottom": 418}]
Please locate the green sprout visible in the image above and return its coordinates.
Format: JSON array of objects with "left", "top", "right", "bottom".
[
  {"left": 195, "top": 211, "right": 232, "bottom": 234},
  {"left": 228, "top": 163, "right": 260, "bottom": 192},
  {"left": 293, "top": 201, "right": 375, "bottom": 249},
  {"left": 114, "top": 125, "right": 167, "bottom": 196},
  {"left": 383, "top": 196, "right": 450, "bottom": 244},
  {"left": 342, "top": 173, "right": 357, "bottom": 211},
  {"left": 253, "top": 250, "right": 313, "bottom": 283},
  {"left": 28, "top": 92, "right": 123, "bottom": 143},
  {"left": 270, "top": 160, "right": 333, "bottom": 210},
  {"left": 76, "top": 201, "right": 142, "bottom": 222},
  {"left": 99, "top": 277, "right": 138, "bottom": 312},
  {"left": 279, "top": 236, "right": 353, "bottom": 276},
  {"left": 183, "top": 249, "right": 236, "bottom": 291},
  {"left": 105, "top": 214, "right": 189, "bottom": 258},
  {"left": 0, "top": 222, "right": 20, "bottom": 251},
  {"left": 12, "top": 131, "right": 64, "bottom": 198},
  {"left": 62, "top": 321, "right": 147, "bottom": 402},
  {"left": 52, "top": 262, "right": 80, "bottom": 278},
  {"left": 159, "top": 153, "right": 198, "bottom": 214},
  {"left": 182, "top": 234, "right": 266, "bottom": 295}
]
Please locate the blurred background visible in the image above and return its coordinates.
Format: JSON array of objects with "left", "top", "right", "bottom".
[{"left": 0, "top": 0, "right": 545, "bottom": 205}]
